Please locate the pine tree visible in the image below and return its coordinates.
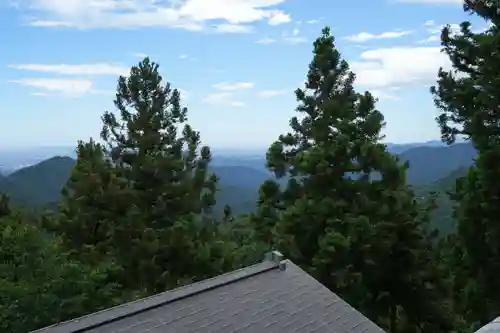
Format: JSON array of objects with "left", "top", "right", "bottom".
[
  {"left": 56, "top": 139, "right": 124, "bottom": 265},
  {"left": 102, "top": 57, "right": 223, "bottom": 291},
  {"left": 255, "top": 27, "right": 453, "bottom": 331},
  {"left": 431, "top": 1, "right": 500, "bottom": 326},
  {"left": 250, "top": 179, "right": 282, "bottom": 245},
  {"left": 101, "top": 57, "right": 217, "bottom": 222},
  {"left": 223, "top": 204, "right": 233, "bottom": 223},
  {"left": 0, "top": 193, "right": 10, "bottom": 217},
  {"left": 58, "top": 58, "right": 234, "bottom": 294}
]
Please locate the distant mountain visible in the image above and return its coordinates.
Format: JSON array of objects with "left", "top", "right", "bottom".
[
  {"left": 433, "top": 166, "right": 469, "bottom": 190},
  {"left": 0, "top": 141, "right": 478, "bottom": 219},
  {"left": 211, "top": 165, "right": 271, "bottom": 188},
  {"left": 0, "top": 157, "right": 271, "bottom": 215},
  {"left": 400, "top": 142, "right": 475, "bottom": 184},
  {"left": 0, "top": 140, "right": 463, "bottom": 173},
  {"left": 0, "top": 156, "right": 75, "bottom": 209},
  {"left": 385, "top": 140, "right": 447, "bottom": 154},
  {"left": 0, "top": 146, "right": 77, "bottom": 172},
  {"left": 211, "top": 158, "right": 268, "bottom": 174}
]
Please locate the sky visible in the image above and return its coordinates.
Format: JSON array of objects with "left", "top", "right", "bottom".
[{"left": 0, "top": 0, "right": 490, "bottom": 151}]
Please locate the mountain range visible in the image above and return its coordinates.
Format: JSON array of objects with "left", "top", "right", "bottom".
[
  {"left": 0, "top": 140, "right": 464, "bottom": 174},
  {"left": 0, "top": 141, "right": 476, "bottom": 232}
]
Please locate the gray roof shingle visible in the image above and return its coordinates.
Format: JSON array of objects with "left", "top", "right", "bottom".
[
  {"left": 475, "top": 317, "right": 500, "bottom": 333},
  {"left": 32, "top": 251, "right": 385, "bottom": 333}
]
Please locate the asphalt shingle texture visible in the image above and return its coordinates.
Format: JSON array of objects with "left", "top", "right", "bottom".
[
  {"left": 34, "top": 259, "right": 385, "bottom": 333},
  {"left": 476, "top": 317, "right": 500, "bottom": 333}
]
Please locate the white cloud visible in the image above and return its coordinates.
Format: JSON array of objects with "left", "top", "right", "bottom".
[
  {"left": 351, "top": 46, "right": 451, "bottom": 89},
  {"left": 205, "top": 80, "right": 253, "bottom": 105},
  {"left": 31, "top": 92, "right": 52, "bottom": 97},
  {"left": 179, "top": 1, "right": 288, "bottom": 25},
  {"left": 280, "top": 25, "right": 311, "bottom": 44},
  {"left": 214, "top": 23, "right": 253, "bottom": 33},
  {"left": 425, "top": 22, "right": 460, "bottom": 35},
  {"left": 268, "top": 11, "right": 291, "bottom": 25},
  {"left": 419, "top": 21, "right": 487, "bottom": 44},
  {"left": 306, "top": 19, "right": 319, "bottom": 24},
  {"left": 261, "top": 28, "right": 308, "bottom": 44},
  {"left": 255, "top": 37, "right": 276, "bottom": 44},
  {"left": 417, "top": 35, "right": 441, "bottom": 43},
  {"left": 257, "top": 89, "right": 286, "bottom": 97},
  {"left": 8, "top": 63, "right": 128, "bottom": 76},
  {"left": 425, "top": 21, "right": 489, "bottom": 36},
  {"left": 11, "top": 78, "right": 93, "bottom": 97},
  {"left": 203, "top": 92, "right": 244, "bottom": 107},
  {"left": 345, "top": 30, "right": 413, "bottom": 43},
  {"left": 21, "top": 0, "right": 291, "bottom": 31},
  {"left": 179, "top": 54, "right": 189, "bottom": 60},
  {"left": 213, "top": 82, "right": 254, "bottom": 91}
]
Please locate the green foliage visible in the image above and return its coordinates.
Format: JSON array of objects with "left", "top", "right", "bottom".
[
  {"left": 3, "top": 20, "right": 500, "bottom": 332},
  {"left": 55, "top": 140, "right": 121, "bottom": 260},
  {"left": 0, "top": 194, "right": 10, "bottom": 217},
  {"left": 0, "top": 198, "right": 124, "bottom": 332},
  {"left": 413, "top": 166, "right": 469, "bottom": 235},
  {"left": 0, "top": 155, "right": 268, "bottom": 217},
  {"left": 253, "top": 27, "right": 454, "bottom": 332},
  {"left": 218, "top": 214, "right": 269, "bottom": 267},
  {"left": 431, "top": 1, "right": 500, "bottom": 326},
  {"left": 54, "top": 57, "right": 237, "bottom": 295}
]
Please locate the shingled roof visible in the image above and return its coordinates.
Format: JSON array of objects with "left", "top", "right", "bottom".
[
  {"left": 475, "top": 317, "right": 500, "bottom": 333},
  {"left": 32, "top": 251, "right": 386, "bottom": 333}
]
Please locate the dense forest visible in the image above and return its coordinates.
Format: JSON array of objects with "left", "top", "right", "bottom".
[{"left": 2, "top": 2, "right": 500, "bottom": 332}]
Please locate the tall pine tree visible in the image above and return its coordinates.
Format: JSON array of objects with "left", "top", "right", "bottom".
[
  {"left": 431, "top": 0, "right": 500, "bottom": 326},
  {"left": 255, "top": 27, "right": 453, "bottom": 332},
  {"left": 58, "top": 58, "right": 234, "bottom": 294}
]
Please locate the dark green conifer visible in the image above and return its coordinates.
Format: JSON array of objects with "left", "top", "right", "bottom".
[
  {"left": 58, "top": 58, "right": 230, "bottom": 293},
  {"left": 255, "top": 27, "right": 453, "bottom": 331},
  {"left": 431, "top": 1, "right": 500, "bottom": 326}
]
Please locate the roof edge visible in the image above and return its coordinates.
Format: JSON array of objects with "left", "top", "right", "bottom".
[{"left": 32, "top": 250, "right": 285, "bottom": 333}]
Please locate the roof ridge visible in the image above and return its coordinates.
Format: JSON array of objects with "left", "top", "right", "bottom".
[{"left": 32, "top": 251, "right": 285, "bottom": 333}]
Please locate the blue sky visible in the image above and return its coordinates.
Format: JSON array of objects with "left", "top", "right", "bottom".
[{"left": 0, "top": 0, "right": 489, "bottom": 151}]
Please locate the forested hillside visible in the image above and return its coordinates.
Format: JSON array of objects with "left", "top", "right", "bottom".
[
  {"left": 2, "top": 4, "right": 500, "bottom": 332},
  {"left": 0, "top": 142, "right": 475, "bottom": 231},
  {"left": 0, "top": 156, "right": 274, "bottom": 215},
  {"left": 412, "top": 166, "right": 469, "bottom": 234}
]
